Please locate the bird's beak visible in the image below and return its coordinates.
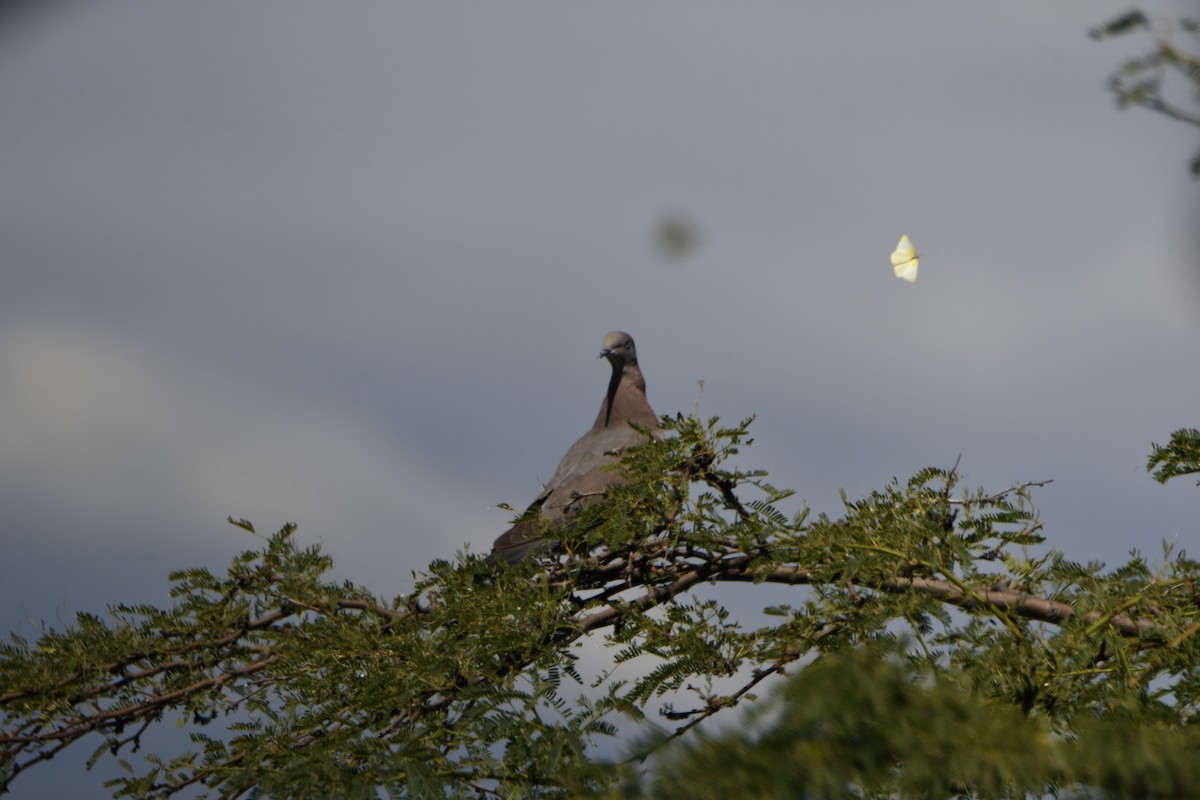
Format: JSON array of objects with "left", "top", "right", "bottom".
[{"left": 598, "top": 348, "right": 612, "bottom": 359}]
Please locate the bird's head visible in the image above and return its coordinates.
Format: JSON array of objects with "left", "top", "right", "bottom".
[{"left": 599, "top": 331, "right": 638, "bottom": 366}]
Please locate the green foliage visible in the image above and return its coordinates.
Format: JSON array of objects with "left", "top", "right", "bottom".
[
  {"left": 5, "top": 414, "right": 1200, "bottom": 797},
  {"left": 1091, "top": 8, "right": 1200, "bottom": 177},
  {"left": 641, "top": 642, "right": 1200, "bottom": 800},
  {"left": 1148, "top": 427, "right": 1200, "bottom": 484}
]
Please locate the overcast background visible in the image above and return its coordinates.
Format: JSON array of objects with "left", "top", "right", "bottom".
[{"left": 2, "top": 1, "right": 1199, "bottom": 796}]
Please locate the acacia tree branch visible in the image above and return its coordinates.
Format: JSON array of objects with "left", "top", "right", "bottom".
[
  {"left": 1, "top": 530, "right": 1159, "bottom": 797},
  {"left": 568, "top": 549, "right": 1157, "bottom": 640},
  {"left": 661, "top": 659, "right": 788, "bottom": 735},
  {"left": 0, "top": 608, "right": 291, "bottom": 706},
  {"left": 0, "top": 422, "right": 1178, "bottom": 798},
  {"left": 1137, "top": 93, "right": 1200, "bottom": 127},
  {"left": 946, "top": 479, "right": 1054, "bottom": 506}
]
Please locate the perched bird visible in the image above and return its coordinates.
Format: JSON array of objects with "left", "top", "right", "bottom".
[{"left": 487, "top": 331, "right": 659, "bottom": 565}]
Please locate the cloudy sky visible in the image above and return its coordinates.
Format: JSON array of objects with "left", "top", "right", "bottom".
[{"left": 2, "top": 1, "right": 1199, "bottom": 795}]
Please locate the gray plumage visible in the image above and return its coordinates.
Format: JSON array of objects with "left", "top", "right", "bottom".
[{"left": 487, "top": 331, "right": 659, "bottom": 565}]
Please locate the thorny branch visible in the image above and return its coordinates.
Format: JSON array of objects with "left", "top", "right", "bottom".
[{"left": 0, "top": 439, "right": 1176, "bottom": 795}]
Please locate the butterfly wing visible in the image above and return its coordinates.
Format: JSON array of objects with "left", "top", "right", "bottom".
[
  {"left": 893, "top": 257, "right": 918, "bottom": 283},
  {"left": 890, "top": 235, "right": 918, "bottom": 283}
]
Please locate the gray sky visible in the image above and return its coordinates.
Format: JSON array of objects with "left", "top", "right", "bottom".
[{"left": 2, "top": 2, "right": 1199, "bottom": 795}]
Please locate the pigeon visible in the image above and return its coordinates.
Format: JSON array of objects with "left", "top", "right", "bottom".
[{"left": 487, "top": 331, "right": 659, "bottom": 565}]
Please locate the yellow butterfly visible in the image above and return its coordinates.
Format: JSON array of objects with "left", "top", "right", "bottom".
[{"left": 890, "top": 234, "right": 918, "bottom": 283}]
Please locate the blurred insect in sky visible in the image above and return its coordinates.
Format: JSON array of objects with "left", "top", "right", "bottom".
[{"left": 891, "top": 234, "right": 918, "bottom": 283}]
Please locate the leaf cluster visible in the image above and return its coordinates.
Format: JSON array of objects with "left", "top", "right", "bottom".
[
  {"left": 1148, "top": 427, "right": 1200, "bottom": 485},
  {"left": 640, "top": 641, "right": 1200, "bottom": 800},
  {"left": 1091, "top": 8, "right": 1200, "bottom": 177},
  {"left": 5, "top": 418, "right": 1200, "bottom": 798}
]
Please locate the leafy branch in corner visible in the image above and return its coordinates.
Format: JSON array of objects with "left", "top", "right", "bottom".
[
  {"left": 1148, "top": 427, "right": 1200, "bottom": 485},
  {"left": 1091, "top": 8, "right": 1200, "bottom": 177}
]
